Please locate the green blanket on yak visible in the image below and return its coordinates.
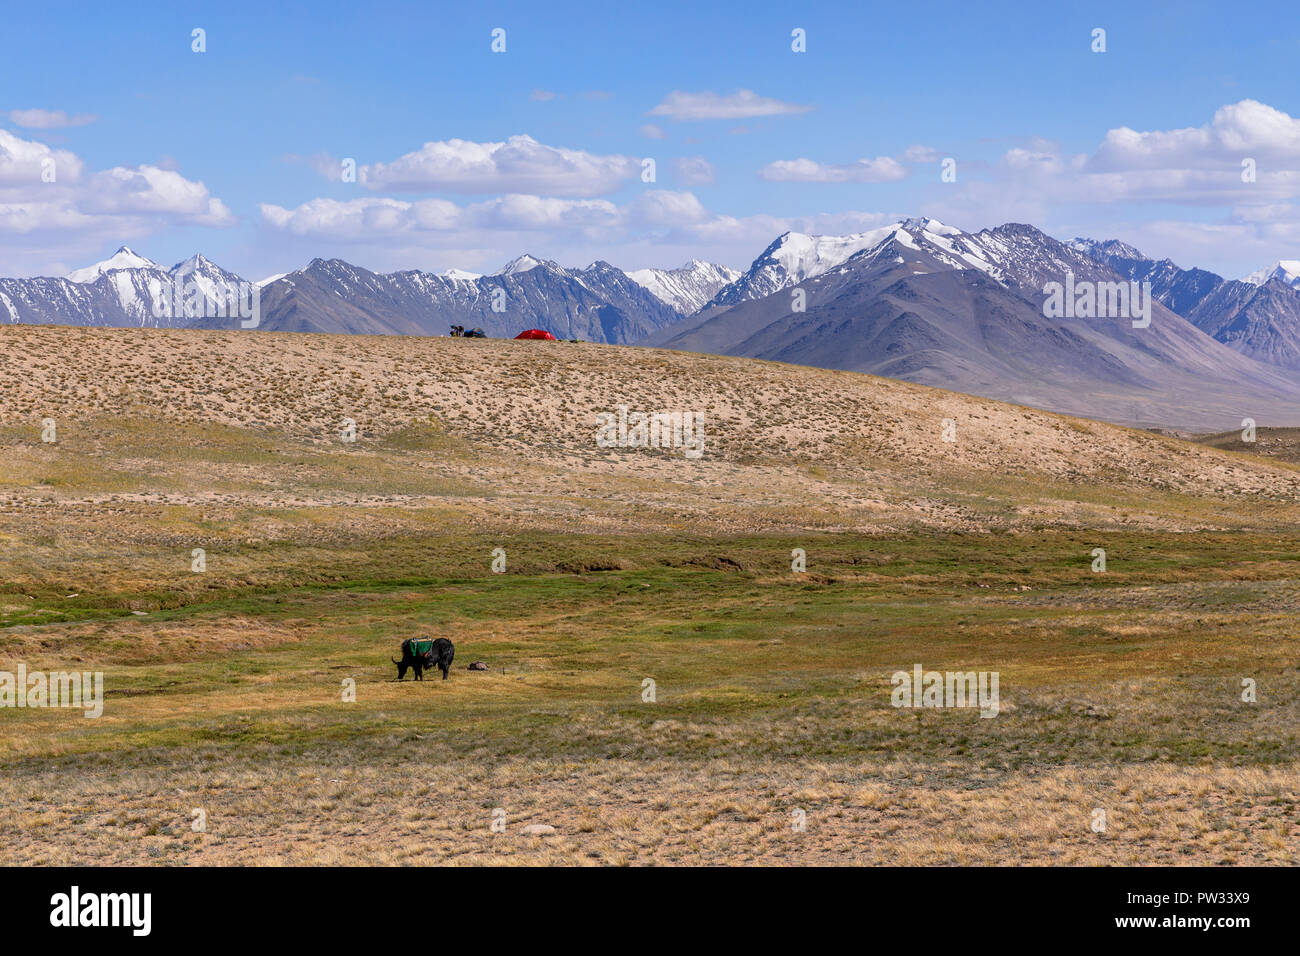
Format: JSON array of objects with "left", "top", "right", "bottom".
[{"left": 410, "top": 639, "right": 435, "bottom": 657}]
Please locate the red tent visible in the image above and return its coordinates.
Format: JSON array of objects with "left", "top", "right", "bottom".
[{"left": 514, "top": 329, "right": 558, "bottom": 340}]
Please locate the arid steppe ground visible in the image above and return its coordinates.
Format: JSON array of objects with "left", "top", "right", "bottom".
[{"left": 0, "top": 325, "right": 1297, "bottom": 864}]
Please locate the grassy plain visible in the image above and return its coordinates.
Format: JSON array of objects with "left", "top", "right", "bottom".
[{"left": 0, "top": 325, "right": 1296, "bottom": 864}]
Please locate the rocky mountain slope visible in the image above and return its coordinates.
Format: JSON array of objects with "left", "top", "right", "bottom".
[
  {"left": 1072, "top": 239, "right": 1300, "bottom": 370},
  {"left": 237, "top": 255, "right": 683, "bottom": 343},
  {"left": 654, "top": 220, "right": 1300, "bottom": 430},
  {"left": 0, "top": 247, "right": 249, "bottom": 329},
  {"left": 626, "top": 259, "right": 739, "bottom": 314}
]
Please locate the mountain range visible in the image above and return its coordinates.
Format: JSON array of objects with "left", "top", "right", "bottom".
[
  {"left": 1071, "top": 238, "right": 1300, "bottom": 371},
  {"left": 0, "top": 249, "right": 247, "bottom": 330},
  {"left": 4, "top": 222, "right": 1300, "bottom": 430},
  {"left": 235, "top": 255, "right": 691, "bottom": 342},
  {"left": 650, "top": 219, "right": 1300, "bottom": 429}
]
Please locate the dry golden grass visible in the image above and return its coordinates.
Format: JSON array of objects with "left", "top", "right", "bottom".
[{"left": 2, "top": 755, "right": 1293, "bottom": 866}]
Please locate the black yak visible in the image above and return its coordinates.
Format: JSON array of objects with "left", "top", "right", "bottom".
[{"left": 393, "top": 636, "right": 455, "bottom": 681}]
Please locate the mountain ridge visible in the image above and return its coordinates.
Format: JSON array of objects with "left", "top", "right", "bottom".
[
  {"left": 6, "top": 225, "right": 1300, "bottom": 428},
  {"left": 654, "top": 219, "right": 1300, "bottom": 430}
]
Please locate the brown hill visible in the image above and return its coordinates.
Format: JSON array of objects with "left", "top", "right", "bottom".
[{"left": 2, "top": 324, "right": 1298, "bottom": 536}]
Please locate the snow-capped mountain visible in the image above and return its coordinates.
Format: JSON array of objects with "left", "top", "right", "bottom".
[
  {"left": 497, "top": 254, "right": 548, "bottom": 276},
  {"left": 1, "top": 247, "right": 253, "bottom": 329},
  {"left": 241, "top": 254, "right": 682, "bottom": 342},
  {"left": 8, "top": 227, "right": 1300, "bottom": 423},
  {"left": 627, "top": 260, "right": 740, "bottom": 315},
  {"left": 653, "top": 218, "right": 1300, "bottom": 430},
  {"left": 66, "top": 246, "right": 160, "bottom": 283},
  {"left": 699, "top": 218, "right": 1003, "bottom": 313},
  {"left": 1244, "top": 260, "right": 1300, "bottom": 290},
  {"left": 3, "top": 248, "right": 688, "bottom": 341},
  {"left": 702, "top": 226, "right": 904, "bottom": 311}
]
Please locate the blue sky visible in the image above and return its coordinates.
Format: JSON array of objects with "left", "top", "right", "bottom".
[{"left": 2, "top": 0, "right": 1298, "bottom": 279}]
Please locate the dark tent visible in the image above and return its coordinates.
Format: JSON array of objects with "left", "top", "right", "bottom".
[{"left": 514, "top": 329, "right": 558, "bottom": 340}]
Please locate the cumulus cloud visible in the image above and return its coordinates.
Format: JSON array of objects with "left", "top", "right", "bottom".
[
  {"left": 357, "top": 135, "right": 640, "bottom": 196},
  {"left": 8, "top": 108, "right": 96, "bottom": 129},
  {"left": 0, "top": 129, "right": 83, "bottom": 186},
  {"left": 926, "top": 101, "right": 1300, "bottom": 235},
  {"left": 0, "top": 129, "right": 233, "bottom": 239},
  {"left": 81, "top": 166, "right": 233, "bottom": 223},
  {"left": 1089, "top": 100, "right": 1300, "bottom": 171},
  {"left": 974, "top": 102, "right": 1300, "bottom": 209},
  {"left": 914, "top": 101, "right": 1300, "bottom": 277},
  {"left": 647, "top": 89, "right": 813, "bottom": 121}
]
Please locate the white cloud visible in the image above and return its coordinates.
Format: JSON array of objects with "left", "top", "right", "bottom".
[
  {"left": 260, "top": 194, "right": 621, "bottom": 237},
  {"left": 759, "top": 156, "right": 907, "bottom": 184},
  {"left": 81, "top": 166, "right": 233, "bottom": 224},
  {"left": 640, "top": 124, "right": 666, "bottom": 140},
  {"left": 926, "top": 101, "right": 1300, "bottom": 248},
  {"left": 258, "top": 187, "right": 901, "bottom": 277},
  {"left": 627, "top": 190, "right": 711, "bottom": 227},
  {"left": 757, "top": 144, "right": 937, "bottom": 184},
  {"left": 259, "top": 197, "right": 440, "bottom": 236},
  {"left": 358, "top": 135, "right": 640, "bottom": 196},
  {"left": 0, "top": 130, "right": 233, "bottom": 239},
  {"left": 995, "top": 102, "right": 1300, "bottom": 207},
  {"left": 912, "top": 102, "right": 1300, "bottom": 277},
  {"left": 0, "top": 129, "right": 83, "bottom": 186},
  {"left": 473, "top": 194, "right": 620, "bottom": 230},
  {"left": 8, "top": 109, "right": 96, "bottom": 129},
  {"left": 647, "top": 89, "right": 813, "bottom": 121},
  {"left": 1089, "top": 100, "right": 1300, "bottom": 171}
]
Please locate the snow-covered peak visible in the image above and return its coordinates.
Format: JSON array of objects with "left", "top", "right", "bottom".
[
  {"left": 442, "top": 268, "right": 482, "bottom": 282},
  {"left": 498, "top": 254, "right": 547, "bottom": 276},
  {"left": 759, "top": 219, "right": 984, "bottom": 284},
  {"left": 763, "top": 226, "right": 906, "bottom": 283},
  {"left": 1244, "top": 260, "right": 1300, "bottom": 289},
  {"left": 66, "top": 246, "right": 162, "bottom": 283},
  {"left": 702, "top": 217, "right": 1021, "bottom": 311},
  {"left": 169, "top": 253, "right": 224, "bottom": 278},
  {"left": 627, "top": 260, "right": 741, "bottom": 315},
  {"left": 902, "top": 216, "right": 962, "bottom": 237}
]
